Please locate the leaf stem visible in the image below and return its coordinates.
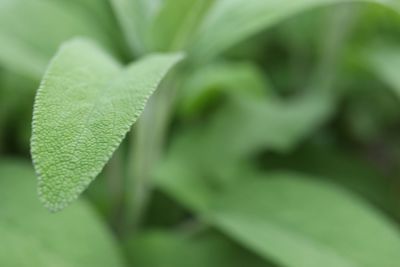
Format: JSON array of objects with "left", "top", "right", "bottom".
[{"left": 312, "top": 5, "right": 360, "bottom": 91}]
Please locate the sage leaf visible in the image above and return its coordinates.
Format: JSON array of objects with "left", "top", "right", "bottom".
[
  {"left": 191, "top": 0, "right": 400, "bottom": 61},
  {"left": 156, "top": 166, "right": 400, "bottom": 267},
  {"left": 209, "top": 173, "right": 400, "bottom": 267},
  {"left": 264, "top": 144, "right": 400, "bottom": 219},
  {"left": 0, "top": 160, "right": 124, "bottom": 267},
  {"left": 31, "top": 38, "right": 184, "bottom": 212}
]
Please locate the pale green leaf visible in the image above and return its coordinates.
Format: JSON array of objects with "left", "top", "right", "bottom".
[
  {"left": 191, "top": 0, "right": 400, "bottom": 61},
  {"left": 0, "top": 160, "right": 124, "bottom": 267},
  {"left": 31, "top": 38, "right": 184, "bottom": 211},
  {"left": 209, "top": 174, "right": 400, "bottom": 267}
]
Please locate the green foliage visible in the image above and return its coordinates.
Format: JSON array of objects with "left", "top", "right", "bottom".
[
  {"left": 1, "top": 0, "right": 400, "bottom": 266},
  {"left": 0, "top": 160, "right": 124, "bottom": 267}
]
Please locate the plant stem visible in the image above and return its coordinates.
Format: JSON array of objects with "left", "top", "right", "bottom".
[
  {"left": 123, "top": 74, "right": 178, "bottom": 232},
  {"left": 312, "top": 5, "right": 360, "bottom": 92},
  {"left": 106, "top": 145, "right": 125, "bottom": 233}
]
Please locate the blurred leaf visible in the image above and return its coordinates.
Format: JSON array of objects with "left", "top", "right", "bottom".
[
  {"left": 111, "top": 0, "right": 161, "bottom": 55},
  {"left": 155, "top": 86, "right": 336, "bottom": 213},
  {"left": 161, "top": 89, "right": 335, "bottom": 185},
  {"left": 179, "top": 61, "right": 273, "bottom": 117},
  {"left": 264, "top": 144, "right": 400, "bottom": 219},
  {"left": 31, "top": 38, "right": 184, "bottom": 211},
  {"left": 200, "top": 91, "right": 334, "bottom": 157},
  {"left": 149, "top": 0, "right": 215, "bottom": 51},
  {"left": 54, "top": 0, "right": 129, "bottom": 58},
  {"left": 191, "top": 0, "right": 400, "bottom": 62},
  {"left": 0, "top": 0, "right": 114, "bottom": 79},
  {"left": 0, "top": 160, "right": 124, "bottom": 267},
  {"left": 125, "top": 230, "right": 271, "bottom": 267},
  {"left": 208, "top": 173, "right": 400, "bottom": 267},
  {"left": 156, "top": 150, "right": 400, "bottom": 267}
]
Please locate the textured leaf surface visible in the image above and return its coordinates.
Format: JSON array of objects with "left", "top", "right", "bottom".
[
  {"left": 31, "top": 38, "right": 183, "bottom": 211},
  {"left": 0, "top": 160, "right": 124, "bottom": 267},
  {"left": 209, "top": 174, "right": 400, "bottom": 267},
  {"left": 0, "top": 0, "right": 113, "bottom": 79},
  {"left": 191, "top": 0, "right": 400, "bottom": 61},
  {"left": 125, "top": 231, "right": 271, "bottom": 267}
]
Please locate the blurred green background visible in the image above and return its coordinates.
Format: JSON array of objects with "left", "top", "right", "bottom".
[{"left": 1, "top": 0, "right": 400, "bottom": 266}]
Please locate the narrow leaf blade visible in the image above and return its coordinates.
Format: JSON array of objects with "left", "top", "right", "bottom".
[{"left": 191, "top": 0, "right": 400, "bottom": 61}]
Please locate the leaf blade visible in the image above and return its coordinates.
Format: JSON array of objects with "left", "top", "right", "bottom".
[
  {"left": 31, "top": 38, "right": 183, "bottom": 211},
  {"left": 0, "top": 160, "right": 125, "bottom": 267},
  {"left": 191, "top": 0, "right": 400, "bottom": 61},
  {"left": 210, "top": 174, "right": 400, "bottom": 267}
]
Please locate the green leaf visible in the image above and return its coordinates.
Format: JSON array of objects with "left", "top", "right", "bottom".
[
  {"left": 209, "top": 174, "right": 400, "bottom": 267},
  {"left": 158, "top": 90, "right": 335, "bottom": 189},
  {"left": 155, "top": 88, "right": 336, "bottom": 213},
  {"left": 264, "top": 144, "right": 400, "bottom": 219},
  {"left": 0, "top": 160, "right": 124, "bottom": 267},
  {"left": 125, "top": 231, "right": 272, "bottom": 267},
  {"left": 31, "top": 38, "right": 184, "bottom": 211},
  {"left": 190, "top": 0, "right": 400, "bottom": 61},
  {"left": 0, "top": 0, "right": 114, "bottom": 79},
  {"left": 157, "top": 166, "right": 400, "bottom": 267}
]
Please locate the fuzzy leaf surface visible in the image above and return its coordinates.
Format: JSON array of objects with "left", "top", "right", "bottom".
[{"left": 31, "top": 38, "right": 183, "bottom": 211}]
